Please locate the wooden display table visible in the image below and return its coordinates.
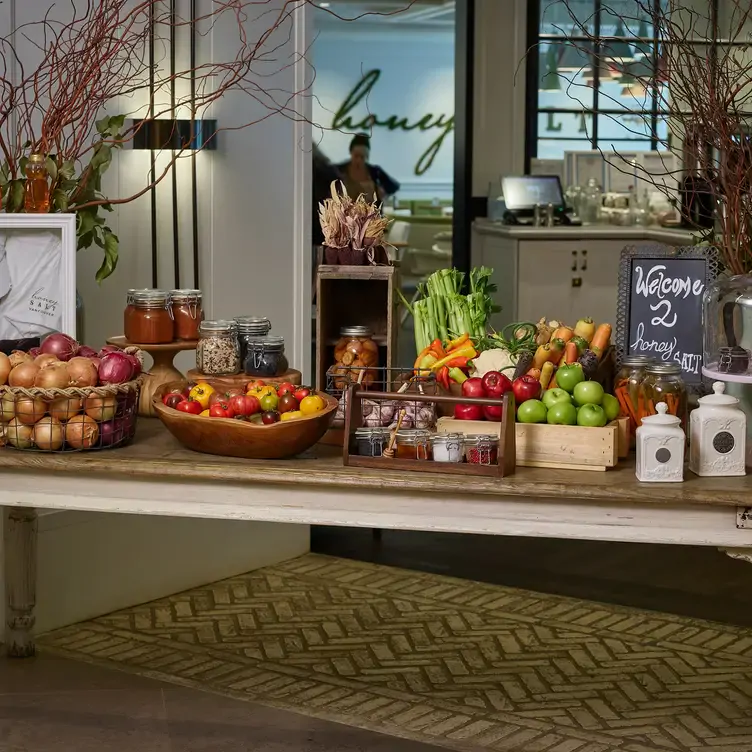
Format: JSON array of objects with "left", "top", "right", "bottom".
[
  {"left": 107, "top": 336, "right": 197, "bottom": 418},
  {"left": 185, "top": 368, "right": 303, "bottom": 390}
]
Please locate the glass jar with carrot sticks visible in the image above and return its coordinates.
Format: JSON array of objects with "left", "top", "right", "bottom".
[
  {"left": 642, "top": 363, "right": 687, "bottom": 430},
  {"left": 614, "top": 356, "right": 655, "bottom": 439}
]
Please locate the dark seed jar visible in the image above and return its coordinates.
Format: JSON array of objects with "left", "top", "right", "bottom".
[
  {"left": 243, "top": 335, "right": 288, "bottom": 377},
  {"left": 236, "top": 317, "right": 272, "bottom": 365}
]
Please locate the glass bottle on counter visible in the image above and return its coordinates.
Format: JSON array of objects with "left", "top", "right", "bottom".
[
  {"left": 580, "top": 178, "right": 603, "bottom": 225},
  {"left": 24, "top": 153, "right": 50, "bottom": 213},
  {"left": 128, "top": 290, "right": 174, "bottom": 344},
  {"left": 243, "top": 335, "right": 288, "bottom": 377},
  {"left": 235, "top": 317, "right": 272, "bottom": 366},
  {"left": 330, "top": 326, "right": 379, "bottom": 390},
  {"left": 196, "top": 320, "right": 240, "bottom": 376},
  {"left": 614, "top": 355, "right": 655, "bottom": 437},
  {"left": 169, "top": 290, "right": 203, "bottom": 341},
  {"left": 641, "top": 362, "right": 687, "bottom": 429}
]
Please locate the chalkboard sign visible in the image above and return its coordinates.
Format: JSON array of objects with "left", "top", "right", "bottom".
[{"left": 615, "top": 245, "right": 721, "bottom": 385}]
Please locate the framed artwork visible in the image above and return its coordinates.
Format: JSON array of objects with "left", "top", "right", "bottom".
[{"left": 0, "top": 214, "right": 77, "bottom": 341}]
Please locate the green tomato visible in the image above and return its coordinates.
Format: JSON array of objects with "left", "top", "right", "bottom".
[
  {"left": 556, "top": 363, "right": 586, "bottom": 393},
  {"left": 517, "top": 399, "right": 547, "bottom": 424},
  {"left": 601, "top": 393, "right": 620, "bottom": 421},
  {"left": 258, "top": 393, "right": 279, "bottom": 412},
  {"left": 546, "top": 401, "right": 577, "bottom": 425},
  {"left": 542, "top": 388, "right": 571, "bottom": 408},
  {"left": 573, "top": 380, "right": 604, "bottom": 406},
  {"left": 577, "top": 403, "right": 607, "bottom": 427}
]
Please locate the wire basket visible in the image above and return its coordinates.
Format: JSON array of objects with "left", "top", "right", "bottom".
[
  {"left": 0, "top": 379, "right": 141, "bottom": 452},
  {"left": 327, "top": 365, "right": 439, "bottom": 430}
]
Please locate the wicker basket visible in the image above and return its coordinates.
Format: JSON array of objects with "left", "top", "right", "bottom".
[{"left": 0, "top": 379, "right": 142, "bottom": 452}]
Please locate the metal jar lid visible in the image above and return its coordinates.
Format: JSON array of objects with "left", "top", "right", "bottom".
[
  {"left": 646, "top": 362, "right": 682, "bottom": 375},
  {"left": 170, "top": 289, "right": 202, "bottom": 302},
  {"left": 340, "top": 325, "right": 373, "bottom": 337},
  {"left": 235, "top": 316, "right": 271, "bottom": 333},
  {"left": 621, "top": 355, "right": 656, "bottom": 367},
  {"left": 199, "top": 319, "right": 237, "bottom": 335},
  {"left": 432, "top": 432, "right": 464, "bottom": 445},
  {"left": 132, "top": 289, "right": 169, "bottom": 307},
  {"left": 245, "top": 335, "right": 285, "bottom": 350},
  {"left": 464, "top": 434, "right": 499, "bottom": 445}
]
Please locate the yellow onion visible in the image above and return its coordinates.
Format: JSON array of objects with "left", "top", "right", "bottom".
[
  {"left": 8, "top": 350, "right": 32, "bottom": 368},
  {"left": 0, "top": 352, "right": 11, "bottom": 385},
  {"left": 34, "top": 353, "right": 59, "bottom": 368},
  {"left": 67, "top": 357, "right": 98, "bottom": 387},
  {"left": 6, "top": 418, "right": 34, "bottom": 448},
  {"left": 0, "top": 394, "right": 16, "bottom": 422},
  {"left": 9, "top": 362, "right": 40, "bottom": 388},
  {"left": 15, "top": 396, "right": 46, "bottom": 425},
  {"left": 34, "top": 362, "right": 70, "bottom": 389},
  {"left": 84, "top": 395, "right": 117, "bottom": 422},
  {"left": 48, "top": 396, "right": 82, "bottom": 422},
  {"left": 33, "top": 416, "right": 64, "bottom": 451},
  {"left": 65, "top": 414, "right": 99, "bottom": 449}
]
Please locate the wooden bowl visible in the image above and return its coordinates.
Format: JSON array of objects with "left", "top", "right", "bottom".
[{"left": 152, "top": 381, "right": 338, "bottom": 459}]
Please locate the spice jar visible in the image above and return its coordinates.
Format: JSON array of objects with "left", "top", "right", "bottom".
[
  {"left": 641, "top": 363, "right": 687, "bottom": 429},
  {"left": 128, "top": 290, "right": 174, "bottom": 344},
  {"left": 243, "top": 335, "right": 288, "bottom": 377},
  {"left": 196, "top": 320, "right": 240, "bottom": 376},
  {"left": 169, "top": 289, "right": 203, "bottom": 340},
  {"left": 395, "top": 429, "right": 431, "bottom": 460},
  {"left": 331, "top": 326, "right": 379, "bottom": 390},
  {"left": 123, "top": 288, "right": 151, "bottom": 342},
  {"left": 614, "top": 356, "right": 655, "bottom": 437},
  {"left": 464, "top": 435, "right": 499, "bottom": 465},
  {"left": 432, "top": 433, "right": 464, "bottom": 463},
  {"left": 355, "top": 427, "right": 391, "bottom": 457},
  {"left": 236, "top": 317, "right": 272, "bottom": 366},
  {"left": 636, "top": 402, "right": 685, "bottom": 482},
  {"left": 689, "top": 381, "right": 746, "bottom": 477}
]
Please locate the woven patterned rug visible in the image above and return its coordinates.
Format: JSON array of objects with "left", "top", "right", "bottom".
[{"left": 42, "top": 554, "right": 752, "bottom": 752}]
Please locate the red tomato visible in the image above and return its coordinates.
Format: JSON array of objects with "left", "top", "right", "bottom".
[
  {"left": 208, "top": 391, "right": 230, "bottom": 408},
  {"left": 209, "top": 401, "right": 234, "bottom": 419},
  {"left": 162, "top": 393, "right": 182, "bottom": 409},
  {"left": 293, "top": 387, "right": 311, "bottom": 402},
  {"left": 176, "top": 399, "right": 202, "bottom": 415},
  {"left": 276, "top": 382, "right": 296, "bottom": 397},
  {"left": 228, "top": 394, "right": 260, "bottom": 417},
  {"left": 246, "top": 380, "right": 266, "bottom": 392}
]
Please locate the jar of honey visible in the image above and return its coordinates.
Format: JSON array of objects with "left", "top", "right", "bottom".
[
  {"left": 394, "top": 429, "right": 431, "bottom": 460},
  {"left": 128, "top": 290, "right": 174, "bottom": 344},
  {"left": 169, "top": 289, "right": 203, "bottom": 340}
]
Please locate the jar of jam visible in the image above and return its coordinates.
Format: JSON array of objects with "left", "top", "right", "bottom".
[
  {"left": 355, "top": 427, "right": 391, "bottom": 457},
  {"left": 464, "top": 435, "right": 499, "bottom": 465},
  {"left": 432, "top": 433, "right": 464, "bottom": 463},
  {"left": 169, "top": 289, "right": 203, "bottom": 340},
  {"left": 128, "top": 290, "right": 174, "bottom": 344},
  {"left": 124, "top": 288, "right": 151, "bottom": 342},
  {"left": 236, "top": 317, "right": 272, "bottom": 365},
  {"left": 642, "top": 363, "right": 688, "bottom": 429},
  {"left": 243, "top": 335, "right": 288, "bottom": 377},
  {"left": 394, "top": 429, "right": 431, "bottom": 460},
  {"left": 331, "top": 326, "right": 379, "bottom": 390},
  {"left": 196, "top": 320, "right": 240, "bottom": 375},
  {"left": 614, "top": 356, "right": 655, "bottom": 437}
]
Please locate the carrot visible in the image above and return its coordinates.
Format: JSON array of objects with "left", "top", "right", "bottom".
[
  {"left": 539, "top": 361, "right": 555, "bottom": 390},
  {"left": 590, "top": 323, "right": 612, "bottom": 360},
  {"left": 532, "top": 344, "right": 552, "bottom": 370},
  {"left": 562, "top": 340, "right": 578, "bottom": 365},
  {"left": 573, "top": 318, "right": 596, "bottom": 342},
  {"left": 549, "top": 337, "right": 566, "bottom": 361},
  {"left": 526, "top": 367, "right": 542, "bottom": 380},
  {"left": 551, "top": 326, "right": 574, "bottom": 344}
]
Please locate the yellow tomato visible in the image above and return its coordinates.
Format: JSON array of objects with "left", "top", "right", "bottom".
[
  {"left": 247, "top": 385, "right": 276, "bottom": 400},
  {"left": 189, "top": 382, "right": 215, "bottom": 409},
  {"left": 280, "top": 410, "right": 303, "bottom": 421},
  {"left": 200, "top": 409, "right": 210, "bottom": 417},
  {"left": 299, "top": 394, "right": 325, "bottom": 415}
]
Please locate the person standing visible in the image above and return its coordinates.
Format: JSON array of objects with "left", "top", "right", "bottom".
[{"left": 338, "top": 134, "right": 400, "bottom": 201}]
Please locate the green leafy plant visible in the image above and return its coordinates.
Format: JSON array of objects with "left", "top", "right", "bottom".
[{"left": 0, "top": 115, "right": 124, "bottom": 282}]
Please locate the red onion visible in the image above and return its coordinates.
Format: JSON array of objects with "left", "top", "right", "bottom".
[
  {"left": 97, "top": 351, "right": 135, "bottom": 384},
  {"left": 77, "top": 346, "right": 98, "bottom": 358},
  {"left": 40, "top": 332, "right": 79, "bottom": 362},
  {"left": 98, "top": 345, "right": 121, "bottom": 358},
  {"left": 28, "top": 347, "right": 41, "bottom": 358},
  {"left": 99, "top": 417, "right": 133, "bottom": 447},
  {"left": 125, "top": 352, "right": 142, "bottom": 377}
]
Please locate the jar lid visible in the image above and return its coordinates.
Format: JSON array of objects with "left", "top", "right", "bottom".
[
  {"left": 464, "top": 434, "right": 499, "bottom": 444},
  {"left": 200, "top": 319, "right": 237, "bottom": 333},
  {"left": 133, "top": 289, "right": 169, "bottom": 305},
  {"left": 235, "top": 316, "right": 271, "bottom": 328},
  {"left": 29, "top": 153, "right": 45, "bottom": 164},
  {"left": 170, "top": 289, "right": 202, "bottom": 299},
  {"left": 355, "top": 428, "right": 390, "bottom": 437},
  {"left": 340, "top": 326, "right": 373, "bottom": 337},
  {"left": 646, "top": 363, "right": 682, "bottom": 375},
  {"left": 697, "top": 381, "right": 739, "bottom": 407},
  {"left": 640, "top": 402, "right": 681, "bottom": 426},
  {"left": 432, "top": 433, "right": 464, "bottom": 445},
  {"left": 621, "top": 356, "right": 655, "bottom": 366},
  {"left": 245, "top": 335, "right": 284, "bottom": 347}
]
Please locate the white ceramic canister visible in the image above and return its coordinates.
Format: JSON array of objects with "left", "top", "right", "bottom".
[{"left": 636, "top": 402, "right": 685, "bottom": 482}]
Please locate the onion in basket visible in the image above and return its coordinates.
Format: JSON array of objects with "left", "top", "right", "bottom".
[
  {"left": 9, "top": 362, "right": 40, "bottom": 388},
  {"left": 0, "top": 352, "right": 11, "bottom": 385},
  {"left": 48, "top": 396, "right": 82, "bottom": 422},
  {"left": 34, "top": 362, "right": 70, "bottom": 389},
  {"left": 33, "top": 416, "right": 64, "bottom": 451},
  {"left": 65, "top": 415, "right": 99, "bottom": 449},
  {"left": 15, "top": 396, "right": 46, "bottom": 425},
  {"left": 6, "top": 418, "right": 33, "bottom": 448}
]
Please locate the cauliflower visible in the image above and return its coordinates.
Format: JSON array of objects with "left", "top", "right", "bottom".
[{"left": 470, "top": 348, "right": 517, "bottom": 379}]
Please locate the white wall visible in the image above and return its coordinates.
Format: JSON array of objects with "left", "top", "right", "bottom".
[{"left": 311, "top": 23, "right": 455, "bottom": 200}]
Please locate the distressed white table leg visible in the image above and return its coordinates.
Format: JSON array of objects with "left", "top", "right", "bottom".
[
  {"left": 3, "top": 506, "right": 38, "bottom": 658},
  {"left": 720, "top": 547, "right": 752, "bottom": 565}
]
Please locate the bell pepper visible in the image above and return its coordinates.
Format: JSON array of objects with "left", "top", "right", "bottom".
[
  {"left": 448, "top": 367, "right": 467, "bottom": 385},
  {"left": 446, "top": 332, "right": 470, "bottom": 351},
  {"left": 430, "top": 344, "right": 477, "bottom": 372}
]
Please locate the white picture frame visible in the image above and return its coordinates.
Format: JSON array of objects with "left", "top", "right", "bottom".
[{"left": 0, "top": 214, "right": 77, "bottom": 340}]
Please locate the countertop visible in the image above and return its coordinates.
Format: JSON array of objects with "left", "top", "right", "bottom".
[
  {"left": 0, "top": 419, "right": 749, "bottom": 508},
  {"left": 473, "top": 218, "right": 696, "bottom": 245}
]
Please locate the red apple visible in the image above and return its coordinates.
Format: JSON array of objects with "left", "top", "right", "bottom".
[
  {"left": 482, "top": 371, "right": 513, "bottom": 398},
  {"left": 454, "top": 403, "right": 484, "bottom": 421},
  {"left": 461, "top": 377, "right": 486, "bottom": 398},
  {"left": 483, "top": 405, "right": 503, "bottom": 421},
  {"left": 512, "top": 375, "right": 541, "bottom": 403}
]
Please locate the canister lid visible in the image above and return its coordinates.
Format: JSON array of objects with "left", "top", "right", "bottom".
[
  {"left": 340, "top": 325, "right": 372, "bottom": 337},
  {"left": 697, "top": 381, "right": 739, "bottom": 407},
  {"left": 621, "top": 356, "right": 655, "bottom": 366},
  {"left": 646, "top": 363, "right": 682, "bottom": 375},
  {"left": 640, "top": 402, "right": 681, "bottom": 426}
]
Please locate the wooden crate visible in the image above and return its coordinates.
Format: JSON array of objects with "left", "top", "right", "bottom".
[
  {"left": 344, "top": 386, "right": 516, "bottom": 477},
  {"left": 315, "top": 264, "right": 400, "bottom": 392},
  {"left": 436, "top": 416, "right": 629, "bottom": 471}
]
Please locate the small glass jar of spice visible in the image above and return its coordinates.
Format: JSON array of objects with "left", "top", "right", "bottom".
[
  {"left": 355, "top": 428, "right": 391, "bottom": 457},
  {"left": 169, "top": 290, "right": 203, "bottom": 340},
  {"left": 464, "top": 435, "right": 499, "bottom": 465},
  {"left": 243, "top": 335, "right": 288, "bottom": 377},
  {"left": 236, "top": 317, "right": 272, "bottom": 367},
  {"left": 127, "top": 290, "right": 174, "bottom": 344},
  {"left": 196, "top": 320, "right": 240, "bottom": 376},
  {"left": 432, "top": 433, "right": 464, "bottom": 463}
]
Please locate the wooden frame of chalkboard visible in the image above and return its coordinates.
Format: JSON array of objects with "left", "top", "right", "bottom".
[{"left": 615, "top": 244, "right": 721, "bottom": 391}]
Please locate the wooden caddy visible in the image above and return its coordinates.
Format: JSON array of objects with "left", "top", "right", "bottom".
[{"left": 343, "top": 385, "right": 516, "bottom": 477}]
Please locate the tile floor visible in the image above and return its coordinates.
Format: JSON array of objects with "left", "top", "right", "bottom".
[{"left": 0, "top": 654, "right": 445, "bottom": 752}]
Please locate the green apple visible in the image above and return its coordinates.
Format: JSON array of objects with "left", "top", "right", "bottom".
[
  {"left": 601, "top": 393, "right": 620, "bottom": 421},
  {"left": 577, "top": 403, "right": 607, "bottom": 427},
  {"left": 546, "top": 401, "right": 577, "bottom": 425},
  {"left": 542, "top": 387, "right": 571, "bottom": 409},
  {"left": 555, "top": 363, "right": 585, "bottom": 393},
  {"left": 517, "top": 399, "right": 547, "bottom": 424},
  {"left": 573, "top": 380, "right": 604, "bottom": 406}
]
